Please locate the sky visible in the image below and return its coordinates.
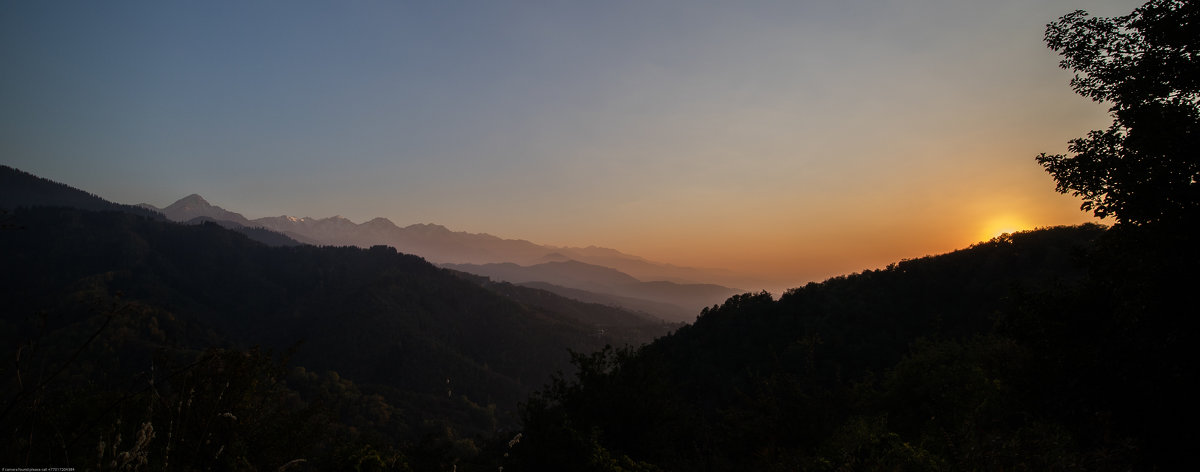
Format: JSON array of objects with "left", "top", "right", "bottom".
[{"left": 1, "top": 0, "right": 1146, "bottom": 289}]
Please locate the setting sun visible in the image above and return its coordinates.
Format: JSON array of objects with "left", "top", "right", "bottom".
[{"left": 980, "top": 216, "right": 1032, "bottom": 242}]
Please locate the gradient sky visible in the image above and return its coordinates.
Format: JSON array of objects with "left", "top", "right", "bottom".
[{"left": 1, "top": 0, "right": 1145, "bottom": 289}]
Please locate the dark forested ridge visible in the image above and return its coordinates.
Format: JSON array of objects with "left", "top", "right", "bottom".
[
  {"left": 515, "top": 222, "right": 1198, "bottom": 470},
  {"left": 0, "top": 175, "right": 670, "bottom": 470},
  {"left": 1, "top": 165, "right": 162, "bottom": 220},
  {"left": 1, "top": 165, "right": 303, "bottom": 247}
]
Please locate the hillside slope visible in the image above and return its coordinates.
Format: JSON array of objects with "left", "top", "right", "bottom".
[
  {"left": 0, "top": 170, "right": 674, "bottom": 470},
  {"left": 509, "top": 224, "right": 1200, "bottom": 470}
]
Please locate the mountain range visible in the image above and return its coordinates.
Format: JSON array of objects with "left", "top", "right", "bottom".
[
  {"left": 140, "top": 193, "right": 749, "bottom": 321},
  {"left": 140, "top": 194, "right": 756, "bottom": 283}
]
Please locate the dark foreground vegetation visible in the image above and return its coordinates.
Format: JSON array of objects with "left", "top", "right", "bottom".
[{"left": 514, "top": 222, "right": 1196, "bottom": 470}]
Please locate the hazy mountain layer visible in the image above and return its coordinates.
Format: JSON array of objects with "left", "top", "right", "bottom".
[
  {"left": 442, "top": 260, "right": 743, "bottom": 323},
  {"left": 517, "top": 281, "right": 696, "bottom": 322}
]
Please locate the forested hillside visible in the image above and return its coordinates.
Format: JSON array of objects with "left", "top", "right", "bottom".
[
  {"left": 0, "top": 204, "right": 669, "bottom": 470},
  {"left": 513, "top": 225, "right": 1149, "bottom": 470},
  {"left": 1, "top": 164, "right": 162, "bottom": 219},
  {"left": 516, "top": 223, "right": 1197, "bottom": 470}
]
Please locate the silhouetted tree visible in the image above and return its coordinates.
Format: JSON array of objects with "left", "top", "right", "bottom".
[{"left": 1037, "top": 0, "right": 1199, "bottom": 225}]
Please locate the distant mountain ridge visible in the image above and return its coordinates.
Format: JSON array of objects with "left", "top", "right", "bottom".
[
  {"left": 518, "top": 281, "right": 696, "bottom": 321},
  {"left": 142, "top": 192, "right": 765, "bottom": 288}
]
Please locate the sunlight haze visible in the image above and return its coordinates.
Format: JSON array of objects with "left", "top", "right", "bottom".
[{"left": 1, "top": 0, "right": 1141, "bottom": 290}]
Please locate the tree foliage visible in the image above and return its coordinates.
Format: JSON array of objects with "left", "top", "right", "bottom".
[
  {"left": 515, "top": 227, "right": 1123, "bottom": 470},
  {"left": 1037, "top": 0, "right": 1200, "bottom": 225}
]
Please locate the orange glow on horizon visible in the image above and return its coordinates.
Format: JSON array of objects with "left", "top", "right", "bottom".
[{"left": 978, "top": 215, "right": 1034, "bottom": 242}]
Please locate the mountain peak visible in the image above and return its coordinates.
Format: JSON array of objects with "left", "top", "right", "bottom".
[
  {"left": 164, "top": 194, "right": 216, "bottom": 213},
  {"left": 405, "top": 223, "right": 450, "bottom": 232},
  {"left": 541, "top": 252, "right": 572, "bottom": 262},
  {"left": 175, "top": 194, "right": 210, "bottom": 206},
  {"left": 364, "top": 217, "right": 397, "bottom": 228},
  {"left": 160, "top": 194, "right": 249, "bottom": 225}
]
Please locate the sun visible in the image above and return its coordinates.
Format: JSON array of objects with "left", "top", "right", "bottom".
[{"left": 979, "top": 215, "right": 1031, "bottom": 242}]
